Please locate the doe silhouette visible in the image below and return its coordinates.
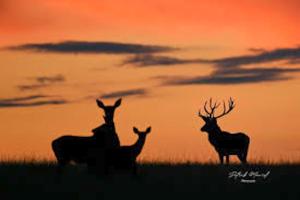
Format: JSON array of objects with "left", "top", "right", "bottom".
[
  {"left": 198, "top": 98, "right": 250, "bottom": 164},
  {"left": 51, "top": 98, "right": 122, "bottom": 175},
  {"left": 103, "top": 126, "right": 151, "bottom": 175},
  {"left": 92, "top": 98, "right": 122, "bottom": 147}
]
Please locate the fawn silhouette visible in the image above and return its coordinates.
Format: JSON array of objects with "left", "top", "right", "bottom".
[
  {"left": 103, "top": 126, "right": 151, "bottom": 175},
  {"left": 51, "top": 98, "right": 121, "bottom": 176},
  {"left": 198, "top": 98, "right": 250, "bottom": 164}
]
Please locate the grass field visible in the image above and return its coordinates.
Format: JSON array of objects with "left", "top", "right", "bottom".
[{"left": 0, "top": 161, "right": 299, "bottom": 200}]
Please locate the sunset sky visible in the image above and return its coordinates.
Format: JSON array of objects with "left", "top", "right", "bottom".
[{"left": 1, "top": 0, "right": 300, "bottom": 162}]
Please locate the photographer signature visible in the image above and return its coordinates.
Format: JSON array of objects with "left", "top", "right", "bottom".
[{"left": 228, "top": 170, "right": 271, "bottom": 183}]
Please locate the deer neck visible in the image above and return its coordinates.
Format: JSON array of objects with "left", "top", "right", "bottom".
[
  {"left": 207, "top": 125, "right": 223, "bottom": 143},
  {"left": 93, "top": 122, "right": 115, "bottom": 133},
  {"left": 211, "top": 124, "right": 222, "bottom": 134},
  {"left": 103, "top": 114, "right": 115, "bottom": 125},
  {"left": 132, "top": 135, "right": 147, "bottom": 157},
  {"left": 103, "top": 116, "right": 116, "bottom": 131},
  {"left": 92, "top": 121, "right": 120, "bottom": 147}
]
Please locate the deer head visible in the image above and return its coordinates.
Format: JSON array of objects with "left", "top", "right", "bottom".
[
  {"left": 96, "top": 98, "right": 122, "bottom": 124},
  {"left": 133, "top": 127, "right": 151, "bottom": 137},
  {"left": 198, "top": 98, "right": 235, "bottom": 133}
]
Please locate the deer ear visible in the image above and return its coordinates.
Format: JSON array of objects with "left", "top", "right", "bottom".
[
  {"left": 114, "top": 98, "right": 122, "bottom": 108},
  {"left": 96, "top": 99, "right": 105, "bottom": 108},
  {"left": 133, "top": 127, "right": 139, "bottom": 134},
  {"left": 146, "top": 127, "right": 151, "bottom": 133}
]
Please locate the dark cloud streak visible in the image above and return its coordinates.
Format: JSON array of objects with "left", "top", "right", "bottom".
[
  {"left": 8, "top": 41, "right": 174, "bottom": 54},
  {"left": 18, "top": 74, "right": 65, "bottom": 91},
  {"left": 0, "top": 95, "right": 49, "bottom": 102},
  {"left": 18, "top": 84, "right": 49, "bottom": 91},
  {"left": 164, "top": 67, "right": 300, "bottom": 85},
  {"left": 123, "top": 54, "right": 206, "bottom": 67},
  {"left": 34, "top": 74, "right": 65, "bottom": 84},
  {"left": 100, "top": 89, "right": 147, "bottom": 99},
  {"left": 123, "top": 46, "right": 300, "bottom": 86},
  {"left": 0, "top": 95, "right": 68, "bottom": 108},
  {"left": 124, "top": 47, "right": 300, "bottom": 68},
  {"left": 213, "top": 47, "right": 300, "bottom": 68},
  {"left": 248, "top": 48, "right": 266, "bottom": 53}
]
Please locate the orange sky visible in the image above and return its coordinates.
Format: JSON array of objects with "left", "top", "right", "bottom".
[
  {"left": 0, "top": 0, "right": 300, "bottom": 162},
  {"left": 1, "top": 0, "right": 300, "bottom": 47}
]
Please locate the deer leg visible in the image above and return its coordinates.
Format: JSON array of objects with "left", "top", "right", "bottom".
[
  {"left": 237, "top": 154, "right": 243, "bottom": 163},
  {"left": 242, "top": 151, "right": 248, "bottom": 164},
  {"left": 87, "top": 148, "right": 108, "bottom": 175},
  {"left": 55, "top": 160, "right": 67, "bottom": 182},
  {"left": 132, "top": 162, "right": 138, "bottom": 176},
  {"left": 218, "top": 154, "right": 224, "bottom": 164},
  {"left": 237, "top": 153, "right": 247, "bottom": 164},
  {"left": 96, "top": 150, "right": 107, "bottom": 175},
  {"left": 86, "top": 154, "right": 96, "bottom": 174},
  {"left": 243, "top": 147, "right": 249, "bottom": 164},
  {"left": 237, "top": 146, "right": 249, "bottom": 164},
  {"left": 130, "top": 162, "right": 142, "bottom": 182},
  {"left": 242, "top": 139, "right": 250, "bottom": 164},
  {"left": 226, "top": 155, "right": 230, "bottom": 164},
  {"left": 242, "top": 154, "right": 247, "bottom": 164}
]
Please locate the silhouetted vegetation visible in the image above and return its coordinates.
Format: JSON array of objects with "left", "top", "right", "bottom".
[{"left": 0, "top": 161, "right": 299, "bottom": 200}]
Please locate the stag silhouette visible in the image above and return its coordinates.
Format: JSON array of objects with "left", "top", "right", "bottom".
[
  {"left": 198, "top": 98, "right": 250, "bottom": 164},
  {"left": 51, "top": 98, "right": 121, "bottom": 175}
]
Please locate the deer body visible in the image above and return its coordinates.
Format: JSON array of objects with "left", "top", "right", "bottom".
[
  {"left": 198, "top": 98, "right": 250, "bottom": 164},
  {"left": 104, "top": 127, "right": 151, "bottom": 174},
  {"left": 206, "top": 129, "right": 249, "bottom": 164},
  {"left": 52, "top": 136, "right": 95, "bottom": 164},
  {"left": 52, "top": 123, "right": 118, "bottom": 165}
]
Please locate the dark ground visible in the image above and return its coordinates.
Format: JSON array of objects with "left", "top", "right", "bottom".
[{"left": 0, "top": 161, "right": 299, "bottom": 200}]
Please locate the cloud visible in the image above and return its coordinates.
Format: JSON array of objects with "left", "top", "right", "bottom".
[
  {"left": 0, "top": 95, "right": 67, "bottom": 108},
  {"left": 100, "top": 89, "right": 147, "bottom": 99},
  {"left": 18, "top": 84, "right": 49, "bottom": 91},
  {"left": 213, "top": 67, "right": 300, "bottom": 75},
  {"left": 0, "top": 95, "right": 48, "bottom": 102},
  {"left": 213, "top": 47, "right": 300, "bottom": 68},
  {"left": 18, "top": 74, "right": 65, "bottom": 91},
  {"left": 123, "top": 54, "right": 205, "bottom": 67},
  {"left": 7, "top": 41, "right": 174, "bottom": 54},
  {"left": 163, "top": 67, "right": 300, "bottom": 85},
  {"left": 122, "top": 46, "right": 300, "bottom": 85},
  {"left": 34, "top": 74, "right": 65, "bottom": 84},
  {"left": 124, "top": 46, "right": 300, "bottom": 68},
  {"left": 248, "top": 48, "right": 266, "bottom": 53}
]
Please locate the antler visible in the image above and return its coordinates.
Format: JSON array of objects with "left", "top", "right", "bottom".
[
  {"left": 215, "top": 97, "right": 235, "bottom": 119},
  {"left": 198, "top": 98, "right": 220, "bottom": 118}
]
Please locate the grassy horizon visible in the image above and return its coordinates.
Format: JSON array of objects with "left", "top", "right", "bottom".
[{"left": 1, "top": 160, "right": 299, "bottom": 200}]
